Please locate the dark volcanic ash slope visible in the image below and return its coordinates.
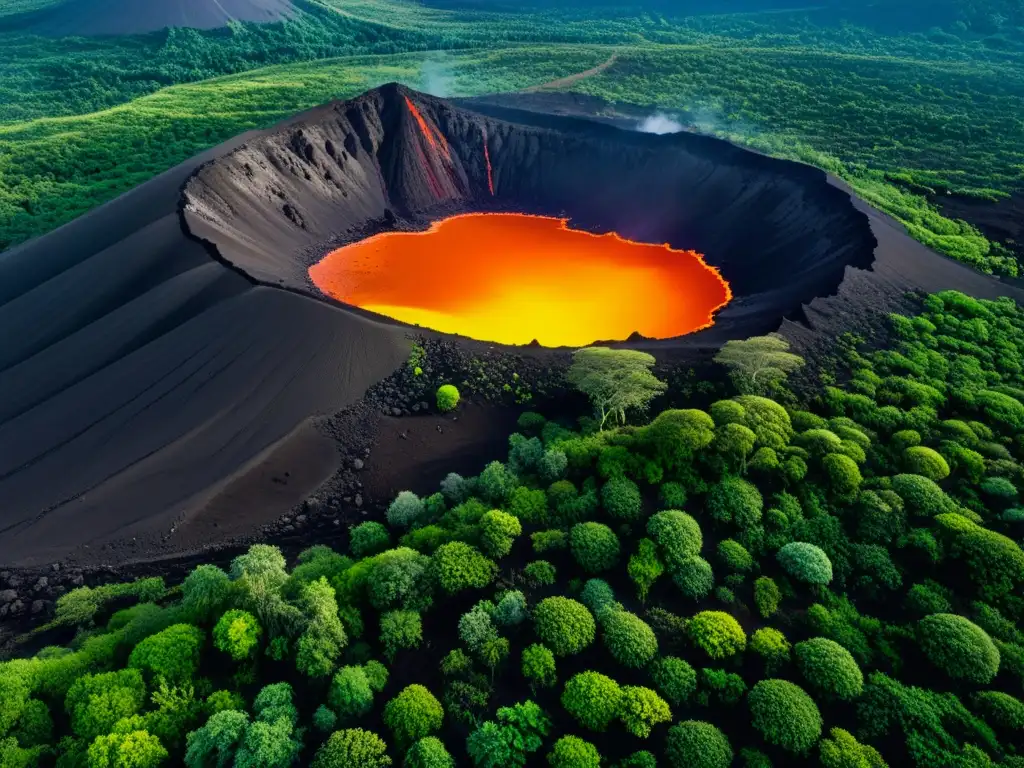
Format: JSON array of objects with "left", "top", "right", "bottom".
[{"left": 184, "top": 83, "right": 878, "bottom": 345}]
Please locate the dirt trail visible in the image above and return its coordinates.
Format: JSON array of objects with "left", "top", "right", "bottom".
[{"left": 523, "top": 52, "right": 618, "bottom": 92}]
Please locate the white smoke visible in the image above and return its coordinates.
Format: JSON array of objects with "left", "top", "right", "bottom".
[
  {"left": 637, "top": 113, "right": 685, "bottom": 135},
  {"left": 419, "top": 56, "right": 456, "bottom": 97}
]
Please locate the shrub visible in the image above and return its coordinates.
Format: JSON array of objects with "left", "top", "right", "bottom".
[
  {"left": 697, "top": 668, "right": 747, "bottom": 707},
  {"left": 478, "top": 461, "right": 517, "bottom": 505},
  {"left": 890, "top": 474, "right": 957, "bottom": 517},
  {"left": 717, "top": 539, "right": 753, "bottom": 572},
  {"left": 311, "top": 705, "right": 337, "bottom": 734},
  {"left": 213, "top": 610, "right": 261, "bottom": 661},
  {"left": 904, "top": 446, "right": 951, "bottom": 481},
  {"left": 436, "top": 384, "right": 460, "bottom": 412},
  {"left": 971, "top": 691, "right": 1024, "bottom": 730},
  {"left": 602, "top": 476, "right": 643, "bottom": 521},
  {"left": 88, "top": 730, "right": 168, "bottom": 768},
  {"left": 433, "top": 542, "right": 496, "bottom": 594},
  {"left": 981, "top": 476, "right": 1018, "bottom": 501},
  {"left": 296, "top": 576, "right": 349, "bottom": 678},
  {"left": 523, "top": 560, "right": 556, "bottom": 586},
  {"left": 366, "top": 548, "right": 432, "bottom": 612},
  {"left": 128, "top": 623, "right": 204, "bottom": 684},
  {"left": 628, "top": 538, "right": 665, "bottom": 603},
  {"left": 548, "top": 735, "right": 601, "bottom": 768},
  {"left": 777, "top": 542, "right": 833, "bottom": 586},
  {"left": 665, "top": 721, "right": 733, "bottom": 768},
  {"left": 533, "top": 597, "right": 596, "bottom": 656},
  {"left": 602, "top": 610, "right": 658, "bottom": 668},
  {"left": 518, "top": 411, "right": 546, "bottom": 434},
  {"left": 580, "top": 579, "right": 617, "bottom": 618},
  {"left": 383, "top": 685, "right": 444, "bottom": 748},
  {"left": 493, "top": 590, "right": 528, "bottom": 627},
  {"left": 823, "top": 453, "right": 862, "bottom": 497},
  {"left": 672, "top": 556, "right": 715, "bottom": 600},
  {"left": 329, "top": 666, "right": 374, "bottom": 720},
  {"left": 647, "top": 510, "right": 703, "bottom": 569},
  {"left": 380, "top": 610, "right": 422, "bottom": 659},
  {"left": 531, "top": 530, "right": 567, "bottom": 554},
  {"left": 688, "top": 611, "right": 746, "bottom": 659},
  {"left": 618, "top": 686, "right": 671, "bottom": 738},
  {"left": 659, "top": 482, "right": 688, "bottom": 508},
  {"left": 67, "top": 669, "right": 147, "bottom": 741},
  {"left": 707, "top": 477, "right": 763, "bottom": 527},
  {"left": 522, "top": 644, "right": 557, "bottom": 690},
  {"left": 440, "top": 473, "right": 471, "bottom": 505},
  {"left": 748, "top": 679, "right": 823, "bottom": 754},
  {"left": 561, "top": 671, "right": 623, "bottom": 731},
  {"left": 405, "top": 736, "right": 455, "bottom": 768},
  {"left": 507, "top": 487, "right": 549, "bottom": 526},
  {"left": 350, "top": 522, "right": 391, "bottom": 558},
  {"left": 466, "top": 701, "right": 551, "bottom": 768},
  {"left": 459, "top": 603, "right": 499, "bottom": 656},
  {"left": 311, "top": 728, "right": 392, "bottom": 768},
  {"left": 181, "top": 564, "right": 232, "bottom": 623},
  {"left": 794, "top": 638, "right": 864, "bottom": 700},
  {"left": 818, "top": 728, "right": 887, "bottom": 768},
  {"left": 753, "top": 577, "right": 782, "bottom": 618},
  {"left": 649, "top": 656, "right": 697, "bottom": 706},
  {"left": 750, "top": 628, "right": 791, "bottom": 674},
  {"left": 917, "top": 614, "right": 1000, "bottom": 684},
  {"left": 570, "top": 522, "right": 621, "bottom": 573},
  {"left": 387, "top": 491, "right": 425, "bottom": 528},
  {"left": 480, "top": 510, "right": 523, "bottom": 558}
]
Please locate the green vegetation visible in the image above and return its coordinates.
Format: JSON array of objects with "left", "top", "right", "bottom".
[
  {"left": 5, "top": 286, "right": 1024, "bottom": 765},
  {"left": 436, "top": 385, "right": 460, "bottom": 413}
]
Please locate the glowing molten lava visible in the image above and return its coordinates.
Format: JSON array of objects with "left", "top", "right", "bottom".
[
  {"left": 404, "top": 96, "right": 451, "bottom": 162},
  {"left": 309, "top": 213, "right": 731, "bottom": 347},
  {"left": 482, "top": 128, "right": 495, "bottom": 196}
]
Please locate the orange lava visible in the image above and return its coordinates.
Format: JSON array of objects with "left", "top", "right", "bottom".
[
  {"left": 482, "top": 128, "right": 495, "bottom": 196},
  {"left": 309, "top": 213, "right": 731, "bottom": 347},
  {"left": 404, "top": 96, "right": 451, "bottom": 162}
]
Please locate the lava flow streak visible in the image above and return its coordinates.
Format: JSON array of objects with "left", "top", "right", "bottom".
[
  {"left": 482, "top": 128, "right": 495, "bottom": 196},
  {"left": 310, "top": 213, "right": 731, "bottom": 347},
  {"left": 404, "top": 96, "right": 451, "bottom": 162}
]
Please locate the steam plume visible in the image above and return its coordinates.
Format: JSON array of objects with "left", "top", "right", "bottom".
[{"left": 637, "top": 113, "right": 685, "bottom": 135}]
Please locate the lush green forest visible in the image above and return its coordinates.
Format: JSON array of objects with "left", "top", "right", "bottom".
[{"left": 4, "top": 288, "right": 1024, "bottom": 767}]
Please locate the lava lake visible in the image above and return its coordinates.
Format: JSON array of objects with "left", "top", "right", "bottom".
[{"left": 309, "top": 213, "right": 731, "bottom": 347}]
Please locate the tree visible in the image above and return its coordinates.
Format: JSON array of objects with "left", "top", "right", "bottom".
[
  {"left": 522, "top": 644, "right": 557, "bottom": 691},
  {"left": 754, "top": 576, "right": 782, "bottom": 618},
  {"left": 466, "top": 701, "right": 550, "bottom": 768},
  {"left": 350, "top": 522, "right": 391, "bottom": 558},
  {"left": 618, "top": 686, "right": 671, "bottom": 738},
  {"left": 548, "top": 736, "right": 601, "bottom": 768},
  {"left": 665, "top": 721, "right": 733, "bottom": 768},
  {"left": 904, "top": 446, "right": 951, "bottom": 481},
  {"left": 917, "top": 614, "right": 1000, "bottom": 684},
  {"left": 647, "top": 510, "right": 703, "bottom": 570},
  {"left": 707, "top": 476, "right": 763, "bottom": 527},
  {"left": 533, "top": 597, "right": 596, "bottom": 656},
  {"left": 479, "top": 510, "right": 522, "bottom": 559},
  {"left": 493, "top": 590, "right": 528, "bottom": 627},
  {"left": 628, "top": 538, "right": 664, "bottom": 603},
  {"left": 436, "top": 384, "right": 460, "bottom": 412},
  {"left": 88, "top": 729, "right": 168, "bottom": 768},
  {"left": 380, "top": 610, "right": 422, "bottom": 660},
  {"left": 601, "top": 476, "right": 643, "bottom": 521},
  {"left": 602, "top": 610, "right": 658, "bottom": 668},
  {"left": 795, "top": 638, "right": 863, "bottom": 700},
  {"left": 184, "top": 710, "right": 249, "bottom": 767},
  {"left": 383, "top": 685, "right": 443, "bottom": 748},
  {"left": 67, "top": 669, "right": 147, "bottom": 741},
  {"left": 750, "top": 628, "right": 791, "bottom": 674},
  {"left": 329, "top": 666, "right": 374, "bottom": 720},
  {"left": 432, "top": 542, "right": 496, "bottom": 594},
  {"left": 672, "top": 556, "right": 714, "bottom": 600},
  {"left": 367, "top": 548, "right": 433, "bottom": 611},
  {"left": 213, "top": 610, "right": 261, "bottom": 662},
  {"left": 561, "top": 671, "right": 623, "bottom": 731},
  {"left": 230, "top": 545, "right": 302, "bottom": 638},
  {"left": 311, "top": 729, "right": 392, "bottom": 768},
  {"left": 388, "top": 491, "right": 425, "bottom": 528},
  {"left": 296, "top": 577, "right": 348, "bottom": 677},
  {"left": 971, "top": 691, "right": 1024, "bottom": 731},
  {"left": 687, "top": 611, "right": 746, "bottom": 660},
  {"left": 748, "top": 679, "right": 822, "bottom": 754},
  {"left": 818, "top": 727, "right": 888, "bottom": 768},
  {"left": 566, "top": 347, "right": 667, "bottom": 430},
  {"left": 649, "top": 656, "right": 697, "bottom": 706},
  {"left": 128, "top": 624, "right": 204, "bottom": 684},
  {"left": 569, "top": 522, "right": 621, "bottom": 573},
  {"left": 405, "top": 736, "right": 455, "bottom": 768},
  {"left": 714, "top": 333, "right": 805, "bottom": 394},
  {"left": 181, "top": 565, "right": 232, "bottom": 623},
  {"left": 777, "top": 542, "right": 833, "bottom": 586}
]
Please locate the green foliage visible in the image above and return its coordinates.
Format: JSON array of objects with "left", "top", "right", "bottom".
[
  {"left": 380, "top": 610, "right": 423, "bottom": 660},
  {"left": 659, "top": 481, "right": 688, "bottom": 509},
  {"left": 350, "top": 522, "right": 392, "bottom": 559},
  {"left": 561, "top": 671, "right": 623, "bottom": 731},
  {"left": 522, "top": 644, "right": 557, "bottom": 691},
  {"left": 388, "top": 491, "right": 426, "bottom": 529},
  {"left": 602, "top": 476, "right": 643, "bottom": 521},
  {"left": 478, "top": 461, "right": 518, "bottom": 506},
  {"left": 547, "top": 735, "right": 601, "bottom": 768},
  {"left": 750, "top": 628, "right": 791, "bottom": 674},
  {"left": 934, "top": 512, "right": 1024, "bottom": 600},
  {"left": 754, "top": 577, "right": 782, "bottom": 618},
  {"left": 671, "top": 556, "right": 715, "bottom": 600},
  {"left": 231, "top": 545, "right": 303, "bottom": 639},
  {"left": 533, "top": 597, "right": 596, "bottom": 657},
  {"left": 688, "top": 611, "right": 746, "bottom": 660},
  {"left": 531, "top": 530, "right": 568, "bottom": 554},
  {"left": 312, "top": 705, "right": 337, "bottom": 734},
  {"left": 628, "top": 538, "right": 664, "bottom": 603},
  {"left": 567, "top": 348, "right": 667, "bottom": 429},
  {"left": 493, "top": 590, "right": 528, "bottom": 627},
  {"left": 507, "top": 487, "right": 549, "bottom": 525},
  {"left": 329, "top": 666, "right": 374, "bottom": 721},
  {"left": 917, "top": 614, "right": 1000, "bottom": 684},
  {"left": 436, "top": 384, "right": 460, "bottom": 412},
  {"left": 904, "top": 446, "right": 951, "bottom": 481},
  {"left": 466, "top": 701, "right": 551, "bottom": 768},
  {"left": 649, "top": 656, "right": 697, "bottom": 707},
  {"left": 717, "top": 539, "right": 754, "bottom": 572},
  {"left": 213, "top": 610, "right": 261, "bottom": 662},
  {"left": 185, "top": 709, "right": 249, "bottom": 767},
  {"left": 383, "top": 685, "right": 443, "bottom": 749},
  {"left": 665, "top": 721, "right": 734, "bottom": 768},
  {"left": 11, "top": 698, "right": 53, "bottom": 748},
  {"left": 748, "top": 679, "right": 823, "bottom": 754},
  {"left": 971, "top": 691, "right": 1024, "bottom": 731},
  {"left": 794, "top": 637, "right": 864, "bottom": 700},
  {"left": 87, "top": 729, "right": 168, "bottom": 768},
  {"left": 405, "top": 736, "right": 455, "bottom": 768},
  {"left": 707, "top": 476, "right": 764, "bottom": 527},
  {"left": 569, "top": 522, "right": 621, "bottom": 573},
  {"left": 818, "top": 728, "right": 888, "bottom": 768},
  {"left": 181, "top": 566, "right": 232, "bottom": 624},
  {"left": 647, "top": 510, "right": 703, "bottom": 570},
  {"left": 296, "top": 577, "right": 348, "bottom": 677},
  {"left": 432, "top": 542, "right": 496, "bottom": 594},
  {"left": 618, "top": 686, "right": 671, "bottom": 738},
  {"left": 128, "top": 624, "right": 204, "bottom": 684},
  {"left": 579, "top": 579, "right": 617, "bottom": 619},
  {"left": 823, "top": 453, "right": 863, "bottom": 498},
  {"left": 312, "top": 728, "right": 392, "bottom": 768},
  {"left": 480, "top": 510, "right": 523, "bottom": 558},
  {"left": 523, "top": 560, "right": 557, "bottom": 586},
  {"left": 601, "top": 610, "right": 658, "bottom": 668},
  {"left": 777, "top": 542, "right": 833, "bottom": 586}
]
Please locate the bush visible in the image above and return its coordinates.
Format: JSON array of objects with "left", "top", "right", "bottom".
[
  {"left": 917, "top": 614, "right": 1000, "bottom": 684},
  {"left": 465, "top": 701, "right": 551, "bottom": 768},
  {"left": 128, "top": 623, "right": 204, "bottom": 684},
  {"left": 672, "top": 556, "right": 715, "bottom": 600},
  {"left": 823, "top": 453, "right": 863, "bottom": 497},
  {"left": 329, "top": 666, "right": 374, "bottom": 720},
  {"left": 547, "top": 735, "right": 601, "bottom": 768},
  {"left": 602, "top": 610, "right": 658, "bottom": 668},
  {"left": 533, "top": 597, "right": 596, "bottom": 657},
  {"left": 405, "top": 736, "right": 455, "bottom": 768},
  {"left": 383, "top": 685, "right": 444, "bottom": 748},
  {"left": 750, "top": 628, "right": 791, "bottom": 674},
  {"left": 387, "top": 491, "right": 425, "bottom": 528},
  {"left": 717, "top": 539, "right": 753, "bottom": 572},
  {"left": 522, "top": 644, "right": 557, "bottom": 690},
  {"left": 707, "top": 477, "right": 763, "bottom": 527},
  {"left": 688, "top": 611, "right": 746, "bottom": 660},
  {"left": 380, "top": 610, "right": 422, "bottom": 659},
  {"left": 480, "top": 510, "right": 523, "bottom": 558},
  {"left": 794, "top": 638, "right": 863, "bottom": 700},
  {"left": 904, "top": 446, "right": 951, "bottom": 481},
  {"left": 697, "top": 668, "right": 747, "bottom": 707},
  {"left": 493, "top": 590, "right": 528, "bottom": 627},
  {"left": 777, "top": 542, "right": 833, "bottom": 586},
  {"left": 88, "top": 730, "right": 168, "bottom": 768},
  {"left": 748, "top": 679, "right": 823, "bottom": 754},
  {"left": 531, "top": 530, "right": 567, "bottom": 554},
  {"left": 561, "top": 671, "right": 623, "bottom": 731},
  {"left": 890, "top": 474, "right": 957, "bottom": 517},
  {"left": 649, "top": 656, "right": 697, "bottom": 706},
  {"left": 570, "top": 523, "right": 621, "bottom": 573},
  {"left": 433, "top": 542, "right": 496, "bottom": 594},
  {"left": 818, "top": 728, "right": 887, "bottom": 768},
  {"left": 647, "top": 511, "right": 703, "bottom": 569},
  {"left": 665, "top": 721, "right": 733, "bottom": 768},
  {"left": 213, "top": 610, "right": 261, "bottom": 661},
  {"left": 602, "top": 476, "right": 643, "bottom": 521},
  {"left": 524, "top": 560, "right": 556, "bottom": 586},
  {"left": 350, "top": 522, "right": 391, "bottom": 558},
  {"left": 478, "top": 461, "right": 517, "bottom": 505},
  {"left": 311, "top": 728, "right": 392, "bottom": 768},
  {"left": 618, "top": 686, "right": 671, "bottom": 738},
  {"left": 436, "top": 384, "right": 460, "bottom": 412},
  {"left": 507, "top": 487, "right": 549, "bottom": 526},
  {"left": 971, "top": 691, "right": 1024, "bottom": 730},
  {"left": 580, "top": 579, "right": 617, "bottom": 618},
  {"left": 67, "top": 669, "right": 147, "bottom": 741},
  {"left": 181, "top": 564, "right": 232, "bottom": 623},
  {"left": 659, "top": 482, "right": 688, "bottom": 508},
  {"left": 753, "top": 577, "right": 782, "bottom": 618},
  {"left": 628, "top": 538, "right": 665, "bottom": 603}
]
